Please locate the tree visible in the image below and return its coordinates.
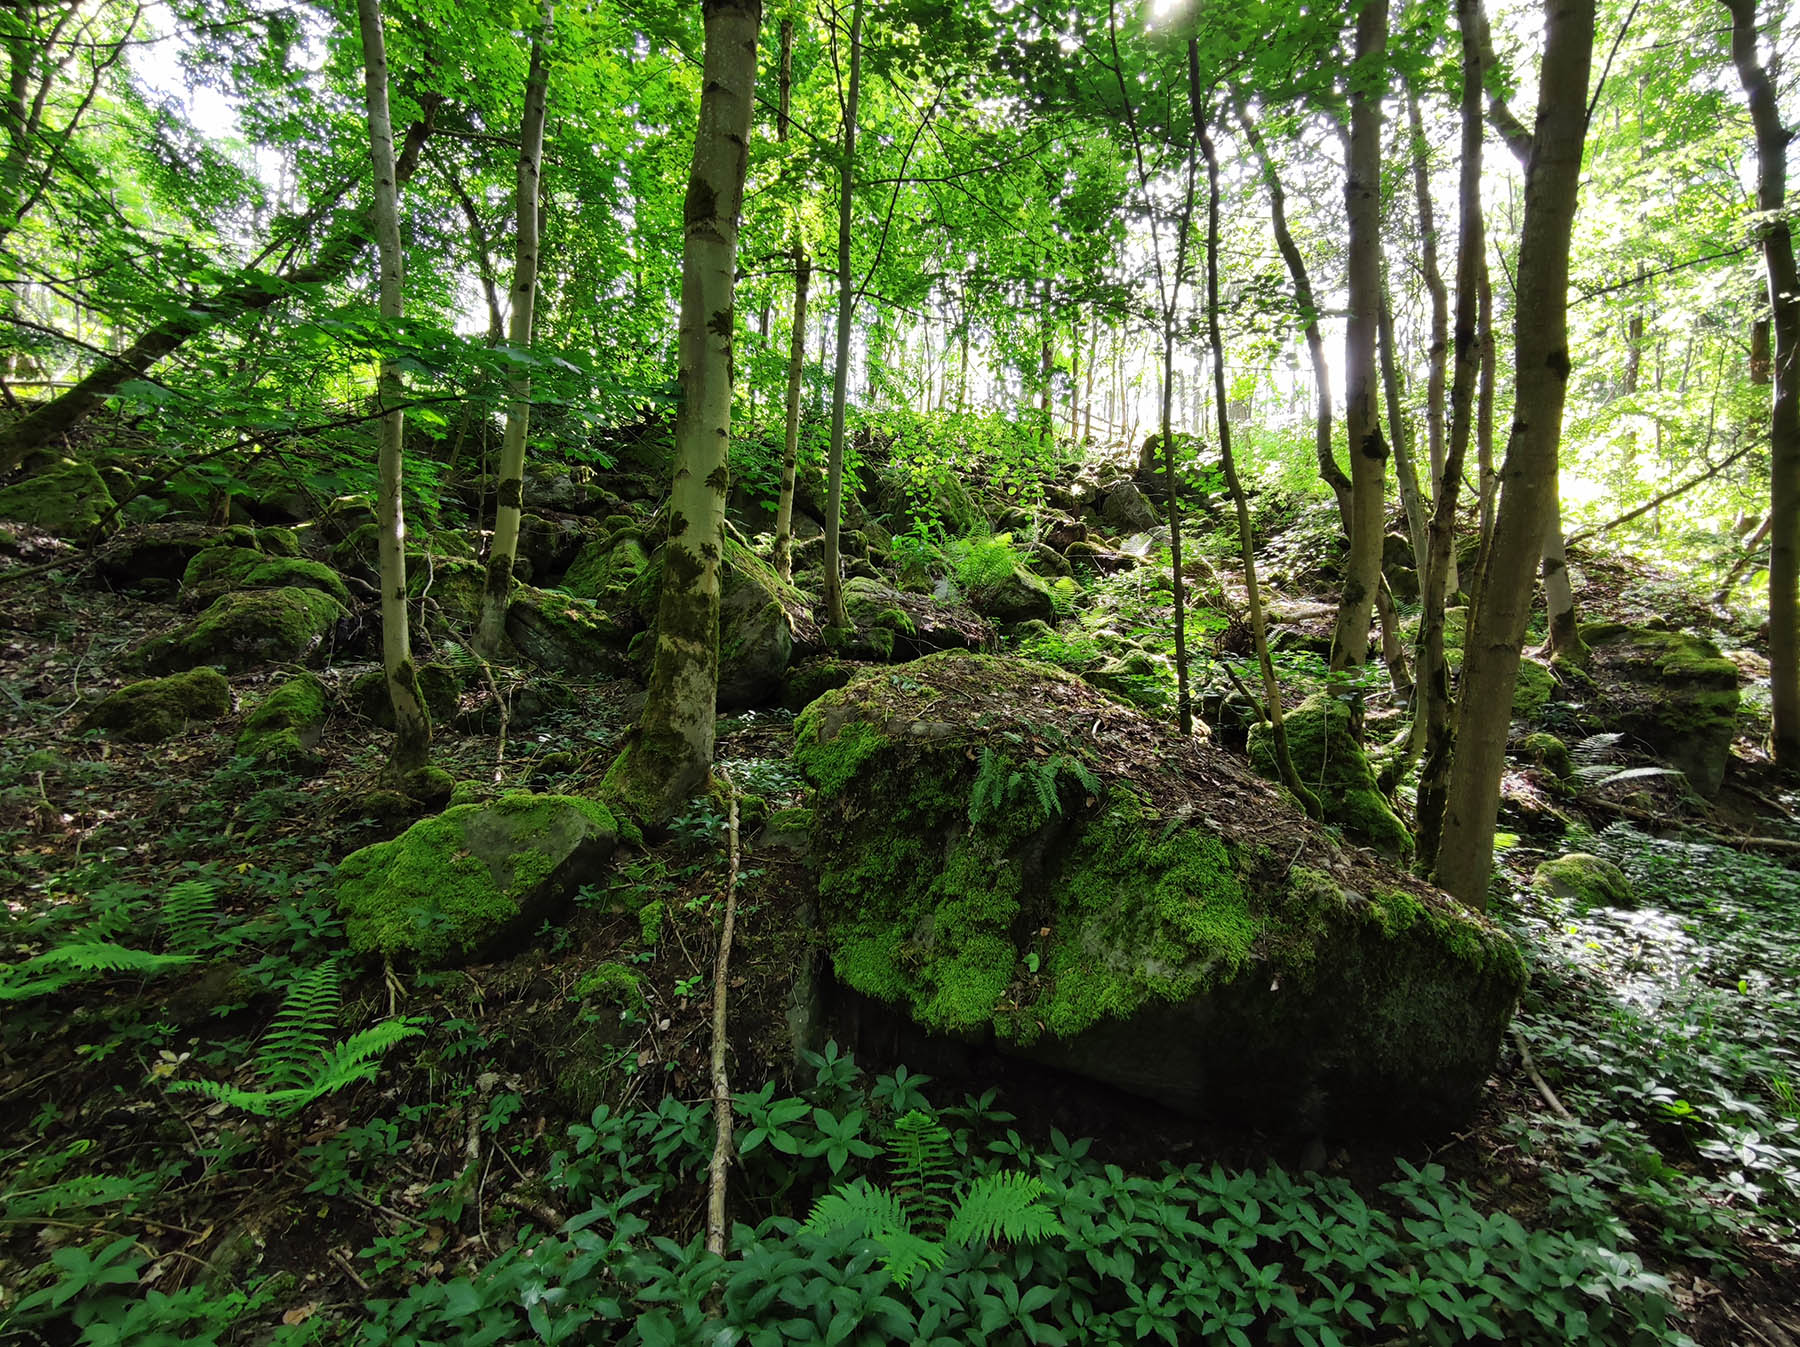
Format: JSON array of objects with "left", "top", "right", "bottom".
[
  {"left": 475, "top": 1, "right": 555, "bottom": 657},
  {"left": 1435, "top": 0, "right": 1596, "bottom": 909},
  {"left": 603, "top": 0, "right": 761, "bottom": 825},
  {"left": 820, "top": 0, "right": 862, "bottom": 632},
  {"left": 355, "top": 0, "right": 432, "bottom": 783},
  {"left": 1720, "top": 0, "right": 1800, "bottom": 766}
]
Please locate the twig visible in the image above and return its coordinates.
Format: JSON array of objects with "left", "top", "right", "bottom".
[
  {"left": 1512, "top": 1027, "right": 1575, "bottom": 1122},
  {"left": 496, "top": 1192, "right": 566, "bottom": 1229},
  {"left": 329, "top": 1249, "right": 371, "bottom": 1293},
  {"left": 705, "top": 768, "right": 742, "bottom": 1261}
]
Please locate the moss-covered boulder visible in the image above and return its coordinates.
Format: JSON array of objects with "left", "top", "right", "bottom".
[
  {"left": 95, "top": 524, "right": 249, "bottom": 587},
  {"left": 237, "top": 673, "right": 328, "bottom": 770},
  {"left": 134, "top": 587, "right": 347, "bottom": 674},
  {"left": 81, "top": 667, "right": 232, "bottom": 742},
  {"left": 0, "top": 460, "right": 116, "bottom": 538},
  {"left": 1247, "top": 694, "right": 1411, "bottom": 858},
  {"left": 1099, "top": 481, "right": 1158, "bottom": 533},
  {"left": 1581, "top": 623, "right": 1740, "bottom": 796},
  {"left": 182, "top": 547, "right": 351, "bottom": 608},
  {"left": 796, "top": 653, "right": 1523, "bottom": 1134},
  {"left": 408, "top": 555, "right": 486, "bottom": 629},
  {"left": 966, "top": 565, "right": 1056, "bottom": 626},
  {"left": 349, "top": 663, "right": 462, "bottom": 727},
  {"left": 1532, "top": 852, "right": 1635, "bottom": 910},
  {"left": 1518, "top": 732, "right": 1573, "bottom": 779},
  {"left": 506, "top": 586, "right": 634, "bottom": 677},
  {"left": 336, "top": 792, "right": 620, "bottom": 968},
  {"left": 836, "top": 576, "right": 993, "bottom": 662},
  {"left": 783, "top": 657, "right": 859, "bottom": 711},
  {"left": 562, "top": 531, "right": 648, "bottom": 603},
  {"left": 716, "top": 556, "right": 798, "bottom": 709}
]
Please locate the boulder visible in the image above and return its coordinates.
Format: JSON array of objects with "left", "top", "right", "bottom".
[
  {"left": 1517, "top": 731, "right": 1573, "bottom": 779},
  {"left": 562, "top": 530, "right": 649, "bottom": 603},
  {"left": 408, "top": 556, "right": 487, "bottom": 629},
  {"left": 349, "top": 664, "right": 463, "bottom": 727},
  {"left": 783, "top": 656, "right": 860, "bottom": 712},
  {"left": 81, "top": 668, "right": 232, "bottom": 742},
  {"left": 795, "top": 653, "right": 1523, "bottom": 1134},
  {"left": 94, "top": 524, "right": 255, "bottom": 587},
  {"left": 0, "top": 460, "right": 116, "bottom": 538},
  {"left": 1100, "top": 480, "right": 1158, "bottom": 533},
  {"left": 716, "top": 558, "right": 796, "bottom": 708},
  {"left": 1581, "top": 623, "right": 1740, "bottom": 796},
  {"left": 336, "top": 792, "right": 620, "bottom": 967},
  {"left": 506, "top": 586, "right": 634, "bottom": 677},
  {"left": 1383, "top": 532, "right": 1418, "bottom": 602},
  {"left": 238, "top": 673, "right": 328, "bottom": 770},
  {"left": 1532, "top": 852, "right": 1634, "bottom": 910},
  {"left": 1246, "top": 694, "right": 1411, "bottom": 858},
  {"left": 965, "top": 565, "right": 1055, "bottom": 627},
  {"left": 181, "top": 547, "right": 350, "bottom": 608},
  {"left": 836, "top": 576, "right": 993, "bottom": 662},
  {"left": 517, "top": 512, "right": 591, "bottom": 577},
  {"left": 133, "top": 587, "right": 347, "bottom": 673}
]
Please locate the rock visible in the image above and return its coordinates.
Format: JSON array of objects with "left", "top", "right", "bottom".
[
  {"left": 523, "top": 461, "right": 594, "bottom": 512},
  {"left": 716, "top": 557, "right": 797, "bottom": 708},
  {"left": 349, "top": 664, "right": 463, "bottom": 726},
  {"left": 794, "top": 653, "right": 1523, "bottom": 1133},
  {"left": 134, "top": 587, "right": 348, "bottom": 674},
  {"left": 517, "top": 513, "right": 591, "bottom": 576},
  {"left": 837, "top": 576, "right": 993, "bottom": 662},
  {"left": 506, "top": 586, "right": 634, "bottom": 677},
  {"left": 408, "top": 556, "right": 486, "bottom": 629},
  {"left": 1063, "top": 539, "right": 1139, "bottom": 574},
  {"left": 562, "top": 530, "right": 649, "bottom": 603},
  {"left": 1100, "top": 481, "right": 1158, "bottom": 533},
  {"left": 1581, "top": 623, "right": 1740, "bottom": 797},
  {"left": 95, "top": 524, "right": 250, "bottom": 587},
  {"left": 1247, "top": 694, "right": 1411, "bottom": 858},
  {"left": 965, "top": 565, "right": 1055, "bottom": 626},
  {"left": 1517, "top": 731, "right": 1572, "bottom": 779},
  {"left": 0, "top": 460, "right": 116, "bottom": 538},
  {"left": 1083, "top": 651, "right": 1169, "bottom": 712},
  {"left": 81, "top": 668, "right": 232, "bottom": 742},
  {"left": 337, "top": 792, "right": 620, "bottom": 968},
  {"left": 1510, "top": 658, "right": 1557, "bottom": 720},
  {"left": 1532, "top": 852, "right": 1634, "bottom": 910},
  {"left": 182, "top": 549, "right": 351, "bottom": 608},
  {"left": 783, "top": 656, "right": 859, "bottom": 711},
  {"left": 1383, "top": 532, "right": 1418, "bottom": 602},
  {"left": 238, "top": 674, "right": 328, "bottom": 770}
]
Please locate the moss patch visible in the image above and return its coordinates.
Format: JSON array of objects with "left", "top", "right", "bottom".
[
  {"left": 81, "top": 668, "right": 232, "bottom": 742},
  {"left": 337, "top": 792, "right": 620, "bottom": 968},
  {"left": 135, "top": 586, "right": 347, "bottom": 674},
  {"left": 1533, "top": 852, "right": 1635, "bottom": 910},
  {"left": 0, "top": 460, "right": 116, "bottom": 538},
  {"left": 1247, "top": 694, "right": 1411, "bottom": 857},
  {"left": 237, "top": 673, "right": 328, "bottom": 769}
]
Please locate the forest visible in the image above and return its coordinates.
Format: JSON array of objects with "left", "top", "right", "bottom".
[{"left": 2, "top": 0, "right": 1799, "bottom": 1337}]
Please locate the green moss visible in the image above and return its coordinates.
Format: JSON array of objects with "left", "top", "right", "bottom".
[
  {"left": 1247, "top": 694, "right": 1411, "bottom": 856},
  {"left": 255, "top": 527, "right": 300, "bottom": 557},
  {"left": 237, "top": 673, "right": 327, "bottom": 767},
  {"left": 240, "top": 558, "right": 351, "bottom": 605},
  {"left": 793, "top": 716, "right": 887, "bottom": 797},
  {"left": 350, "top": 663, "right": 461, "bottom": 726},
  {"left": 448, "top": 779, "right": 489, "bottom": 807},
  {"left": 137, "top": 586, "right": 347, "bottom": 673},
  {"left": 81, "top": 667, "right": 232, "bottom": 742},
  {"left": 1511, "top": 657, "right": 1555, "bottom": 720},
  {"left": 402, "top": 765, "right": 456, "bottom": 805},
  {"left": 572, "top": 961, "right": 645, "bottom": 1009},
  {"left": 337, "top": 792, "right": 619, "bottom": 967},
  {"left": 1532, "top": 852, "right": 1635, "bottom": 910},
  {"left": 1520, "top": 731, "right": 1572, "bottom": 779},
  {"left": 182, "top": 545, "right": 263, "bottom": 592},
  {"left": 638, "top": 899, "right": 666, "bottom": 947},
  {"left": 0, "top": 460, "right": 115, "bottom": 538}
]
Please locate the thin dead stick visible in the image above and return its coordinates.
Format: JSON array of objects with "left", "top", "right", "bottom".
[
  {"left": 705, "top": 768, "right": 742, "bottom": 1260},
  {"left": 1513, "top": 1027, "right": 1575, "bottom": 1122},
  {"left": 1563, "top": 440, "right": 1756, "bottom": 546}
]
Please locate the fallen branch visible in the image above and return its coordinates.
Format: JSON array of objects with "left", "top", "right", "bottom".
[
  {"left": 705, "top": 768, "right": 742, "bottom": 1260},
  {"left": 1513, "top": 1027, "right": 1575, "bottom": 1122},
  {"left": 1564, "top": 440, "right": 1755, "bottom": 547}
]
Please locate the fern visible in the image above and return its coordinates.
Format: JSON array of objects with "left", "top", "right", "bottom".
[
  {"left": 803, "top": 1110, "right": 1063, "bottom": 1288},
  {"left": 0, "top": 943, "right": 194, "bottom": 1002},
  {"left": 167, "top": 964, "right": 421, "bottom": 1118},
  {"left": 969, "top": 747, "right": 1010, "bottom": 826},
  {"left": 159, "top": 879, "right": 217, "bottom": 953}
]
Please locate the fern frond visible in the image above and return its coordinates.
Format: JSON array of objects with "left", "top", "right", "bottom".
[
  {"left": 1032, "top": 760, "right": 1061, "bottom": 818},
  {"left": 259, "top": 964, "right": 343, "bottom": 1088},
  {"left": 1064, "top": 755, "right": 1100, "bottom": 796},
  {"left": 160, "top": 880, "right": 218, "bottom": 953},
  {"left": 802, "top": 1180, "right": 947, "bottom": 1289},
  {"left": 0, "top": 943, "right": 194, "bottom": 1002},
  {"left": 886, "top": 1110, "right": 958, "bottom": 1235},
  {"left": 309, "top": 1020, "right": 424, "bottom": 1094},
  {"left": 946, "top": 1171, "right": 1065, "bottom": 1249}
]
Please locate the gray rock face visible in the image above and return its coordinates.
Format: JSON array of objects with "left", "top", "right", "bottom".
[
  {"left": 1581, "top": 622, "right": 1740, "bottom": 797},
  {"left": 506, "top": 587, "right": 634, "bottom": 677},
  {"left": 966, "top": 565, "right": 1055, "bottom": 626},
  {"left": 717, "top": 564, "right": 795, "bottom": 709},
  {"left": 1101, "top": 481, "right": 1159, "bottom": 533},
  {"left": 795, "top": 652, "right": 1524, "bottom": 1135}
]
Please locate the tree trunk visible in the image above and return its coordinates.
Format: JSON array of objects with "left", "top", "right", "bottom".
[
  {"left": 356, "top": 0, "right": 431, "bottom": 782},
  {"left": 1723, "top": 0, "right": 1800, "bottom": 765},
  {"left": 1436, "top": 0, "right": 1595, "bottom": 909},
  {"left": 0, "top": 100, "right": 439, "bottom": 474},
  {"left": 603, "top": 0, "right": 760, "bottom": 823},
  {"left": 476, "top": 2, "right": 554, "bottom": 657},
  {"left": 821, "top": 0, "right": 861, "bottom": 631},
  {"left": 773, "top": 252, "right": 810, "bottom": 582},
  {"left": 1408, "top": 86, "right": 1456, "bottom": 596},
  {"left": 1416, "top": 0, "right": 1488, "bottom": 872},
  {"left": 1540, "top": 494, "right": 1586, "bottom": 664},
  {"left": 1329, "top": 0, "right": 1390, "bottom": 670}
]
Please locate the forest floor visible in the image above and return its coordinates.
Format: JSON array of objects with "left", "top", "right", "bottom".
[{"left": 2, "top": 471, "right": 1799, "bottom": 1346}]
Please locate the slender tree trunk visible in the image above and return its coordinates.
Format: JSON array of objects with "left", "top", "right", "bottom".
[
  {"left": 603, "top": 0, "right": 759, "bottom": 824},
  {"left": 1539, "top": 495, "right": 1586, "bottom": 664},
  {"left": 1408, "top": 87, "right": 1456, "bottom": 596},
  {"left": 773, "top": 253, "right": 810, "bottom": 581},
  {"left": 821, "top": 0, "right": 861, "bottom": 631},
  {"left": 1436, "top": 0, "right": 1595, "bottom": 909},
  {"left": 1723, "top": 0, "right": 1800, "bottom": 764},
  {"left": 1416, "top": 0, "right": 1487, "bottom": 872},
  {"left": 476, "top": 2, "right": 554, "bottom": 657},
  {"left": 1476, "top": 257, "right": 1499, "bottom": 555},
  {"left": 356, "top": 0, "right": 431, "bottom": 782},
  {"left": 1378, "top": 280, "right": 1430, "bottom": 588},
  {"left": 0, "top": 101, "right": 439, "bottom": 473},
  {"left": 1330, "top": 0, "right": 1390, "bottom": 670}
]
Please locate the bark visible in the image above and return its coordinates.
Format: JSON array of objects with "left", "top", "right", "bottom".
[
  {"left": 1476, "top": 256, "right": 1499, "bottom": 557},
  {"left": 1539, "top": 492, "right": 1586, "bottom": 665},
  {"left": 1329, "top": 0, "right": 1390, "bottom": 671},
  {"left": 357, "top": 0, "right": 431, "bottom": 781},
  {"left": 476, "top": 2, "right": 554, "bottom": 658},
  {"left": 1436, "top": 0, "right": 1595, "bottom": 909},
  {"left": 773, "top": 252, "right": 809, "bottom": 581},
  {"left": 1378, "top": 279, "right": 1430, "bottom": 595},
  {"left": 1722, "top": 0, "right": 1800, "bottom": 764},
  {"left": 0, "top": 98, "right": 439, "bottom": 473},
  {"left": 1237, "top": 100, "right": 1351, "bottom": 529},
  {"left": 821, "top": 0, "right": 861, "bottom": 631},
  {"left": 604, "top": 0, "right": 759, "bottom": 824},
  {"left": 1416, "top": 0, "right": 1486, "bottom": 869},
  {"left": 1408, "top": 85, "right": 1456, "bottom": 596},
  {"left": 1197, "top": 59, "right": 1318, "bottom": 817}
]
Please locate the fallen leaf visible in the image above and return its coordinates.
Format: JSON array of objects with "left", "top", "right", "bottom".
[{"left": 283, "top": 1303, "right": 319, "bottom": 1327}]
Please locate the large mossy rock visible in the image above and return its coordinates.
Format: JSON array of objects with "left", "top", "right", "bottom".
[
  {"left": 181, "top": 547, "right": 351, "bottom": 608},
  {"left": 1246, "top": 694, "right": 1412, "bottom": 858},
  {"left": 836, "top": 576, "right": 993, "bottom": 662},
  {"left": 337, "top": 792, "right": 620, "bottom": 968},
  {"left": 795, "top": 653, "right": 1523, "bottom": 1133},
  {"left": 1099, "top": 480, "right": 1158, "bottom": 533},
  {"left": 238, "top": 673, "right": 328, "bottom": 770},
  {"left": 0, "top": 460, "right": 116, "bottom": 539},
  {"left": 506, "top": 586, "right": 634, "bottom": 677},
  {"left": 1532, "top": 852, "right": 1634, "bottom": 910},
  {"left": 965, "top": 565, "right": 1055, "bottom": 626},
  {"left": 1581, "top": 623, "right": 1740, "bottom": 796},
  {"left": 81, "top": 667, "right": 232, "bottom": 742},
  {"left": 563, "top": 530, "right": 649, "bottom": 604},
  {"left": 628, "top": 539, "right": 805, "bottom": 706},
  {"left": 134, "top": 587, "right": 347, "bottom": 673}
]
